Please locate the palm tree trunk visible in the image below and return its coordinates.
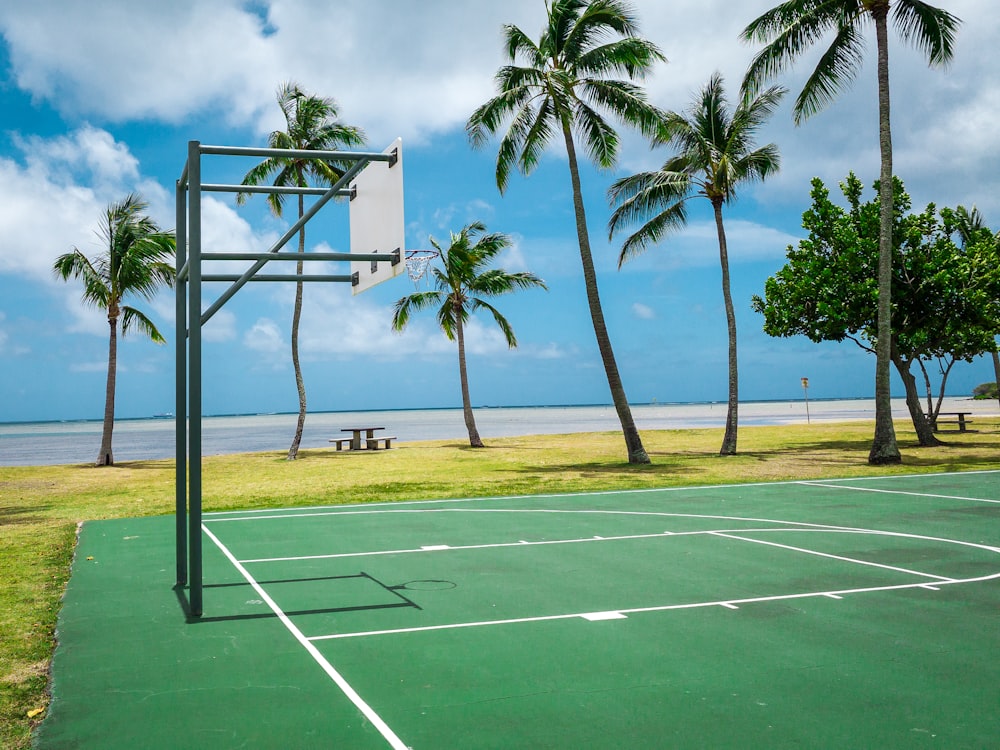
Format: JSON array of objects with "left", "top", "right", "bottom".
[
  {"left": 868, "top": 7, "right": 901, "bottom": 465},
  {"left": 287, "top": 194, "right": 308, "bottom": 460},
  {"left": 713, "top": 200, "right": 738, "bottom": 456},
  {"left": 455, "top": 313, "right": 484, "bottom": 448},
  {"left": 560, "top": 123, "right": 649, "bottom": 465},
  {"left": 97, "top": 313, "right": 118, "bottom": 466}
]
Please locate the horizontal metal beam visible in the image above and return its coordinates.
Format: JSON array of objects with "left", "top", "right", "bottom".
[
  {"left": 200, "top": 250, "right": 399, "bottom": 263},
  {"left": 201, "top": 183, "right": 355, "bottom": 197},
  {"left": 202, "top": 274, "right": 357, "bottom": 283},
  {"left": 199, "top": 145, "right": 394, "bottom": 162}
]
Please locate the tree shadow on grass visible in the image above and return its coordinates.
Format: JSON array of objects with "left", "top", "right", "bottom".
[
  {"left": 0, "top": 504, "right": 52, "bottom": 526},
  {"left": 735, "top": 434, "right": 1000, "bottom": 470}
]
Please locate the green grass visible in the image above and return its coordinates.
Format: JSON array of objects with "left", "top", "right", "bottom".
[{"left": 3, "top": 419, "right": 1000, "bottom": 749}]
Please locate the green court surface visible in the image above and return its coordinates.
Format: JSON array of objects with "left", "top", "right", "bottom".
[{"left": 37, "top": 471, "right": 1000, "bottom": 748}]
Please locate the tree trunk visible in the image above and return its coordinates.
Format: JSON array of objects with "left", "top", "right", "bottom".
[
  {"left": 560, "top": 123, "right": 649, "bottom": 464},
  {"left": 993, "top": 347, "right": 1000, "bottom": 409},
  {"left": 97, "top": 312, "right": 118, "bottom": 466},
  {"left": 933, "top": 356, "right": 954, "bottom": 425},
  {"left": 455, "top": 311, "right": 484, "bottom": 448},
  {"left": 891, "top": 350, "right": 942, "bottom": 447},
  {"left": 917, "top": 358, "right": 934, "bottom": 421},
  {"left": 287, "top": 193, "right": 308, "bottom": 460},
  {"left": 714, "top": 200, "right": 739, "bottom": 456},
  {"left": 868, "top": 7, "right": 901, "bottom": 465}
]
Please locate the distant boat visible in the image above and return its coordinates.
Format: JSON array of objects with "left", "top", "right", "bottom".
[{"left": 152, "top": 413, "right": 174, "bottom": 419}]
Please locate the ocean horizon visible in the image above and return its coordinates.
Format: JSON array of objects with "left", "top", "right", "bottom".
[{"left": 2, "top": 397, "right": 995, "bottom": 467}]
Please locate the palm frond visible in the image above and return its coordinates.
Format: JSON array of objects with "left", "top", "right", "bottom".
[
  {"left": 469, "top": 298, "right": 518, "bottom": 348},
  {"left": 740, "top": 0, "right": 844, "bottom": 99},
  {"left": 53, "top": 249, "right": 110, "bottom": 310},
  {"left": 580, "top": 78, "right": 663, "bottom": 138},
  {"left": 494, "top": 102, "right": 540, "bottom": 192},
  {"left": 793, "top": 21, "right": 866, "bottom": 123},
  {"left": 893, "top": 0, "right": 960, "bottom": 67},
  {"left": 616, "top": 203, "right": 690, "bottom": 267},
  {"left": 576, "top": 37, "right": 665, "bottom": 79},
  {"left": 504, "top": 23, "right": 545, "bottom": 66},
  {"left": 572, "top": 98, "right": 619, "bottom": 168},
  {"left": 563, "top": 0, "right": 641, "bottom": 62},
  {"left": 518, "top": 96, "right": 558, "bottom": 176},
  {"left": 391, "top": 290, "right": 445, "bottom": 331},
  {"left": 120, "top": 306, "right": 166, "bottom": 343},
  {"left": 607, "top": 168, "right": 693, "bottom": 238},
  {"left": 56, "top": 193, "right": 174, "bottom": 340}
]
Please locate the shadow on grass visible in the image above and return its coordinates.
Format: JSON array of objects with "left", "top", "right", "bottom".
[{"left": 0, "top": 504, "right": 52, "bottom": 525}]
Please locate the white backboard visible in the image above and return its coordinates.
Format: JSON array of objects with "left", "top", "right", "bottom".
[{"left": 350, "top": 137, "right": 405, "bottom": 294}]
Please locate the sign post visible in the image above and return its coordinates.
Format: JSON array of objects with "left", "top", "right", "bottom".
[{"left": 801, "top": 377, "right": 810, "bottom": 424}]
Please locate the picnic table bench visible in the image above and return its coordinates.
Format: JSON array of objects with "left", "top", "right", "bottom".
[
  {"left": 929, "top": 411, "right": 974, "bottom": 432},
  {"left": 330, "top": 426, "right": 396, "bottom": 451}
]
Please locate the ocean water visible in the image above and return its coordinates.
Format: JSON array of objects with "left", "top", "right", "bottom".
[{"left": 1, "top": 397, "right": 994, "bottom": 467}]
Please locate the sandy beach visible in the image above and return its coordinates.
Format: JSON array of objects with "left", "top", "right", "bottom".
[{"left": 1, "top": 397, "right": 996, "bottom": 466}]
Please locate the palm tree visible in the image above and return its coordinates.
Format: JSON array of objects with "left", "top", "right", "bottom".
[
  {"left": 741, "top": 0, "right": 961, "bottom": 465},
  {"left": 391, "top": 222, "right": 546, "bottom": 448},
  {"left": 608, "top": 73, "right": 785, "bottom": 456},
  {"left": 467, "top": 0, "right": 664, "bottom": 464},
  {"left": 237, "top": 81, "right": 365, "bottom": 460},
  {"left": 53, "top": 193, "right": 175, "bottom": 466}
]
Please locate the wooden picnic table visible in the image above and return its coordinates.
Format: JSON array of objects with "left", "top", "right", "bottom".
[
  {"left": 329, "top": 426, "right": 396, "bottom": 451},
  {"left": 930, "top": 411, "right": 974, "bottom": 432}
]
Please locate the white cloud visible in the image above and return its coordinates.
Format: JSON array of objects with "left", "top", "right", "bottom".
[
  {"left": 618, "top": 219, "right": 801, "bottom": 271},
  {"left": 632, "top": 302, "right": 656, "bottom": 320},
  {"left": 14, "top": 125, "right": 139, "bottom": 189},
  {"left": 69, "top": 361, "right": 107, "bottom": 373},
  {"left": 0, "top": 127, "right": 180, "bottom": 337},
  {"left": 2, "top": 0, "right": 994, "bottom": 214},
  {"left": 244, "top": 317, "right": 284, "bottom": 355},
  {"left": 202, "top": 308, "right": 237, "bottom": 343}
]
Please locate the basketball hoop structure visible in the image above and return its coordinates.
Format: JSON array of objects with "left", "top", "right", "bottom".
[{"left": 405, "top": 249, "right": 439, "bottom": 287}]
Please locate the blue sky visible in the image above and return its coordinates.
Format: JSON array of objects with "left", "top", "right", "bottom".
[{"left": 1, "top": 0, "right": 997, "bottom": 423}]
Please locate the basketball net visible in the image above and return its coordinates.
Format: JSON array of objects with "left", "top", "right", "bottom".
[{"left": 404, "top": 250, "right": 438, "bottom": 288}]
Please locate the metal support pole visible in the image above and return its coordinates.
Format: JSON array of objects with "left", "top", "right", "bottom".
[
  {"left": 187, "top": 141, "right": 204, "bottom": 617},
  {"left": 175, "top": 178, "right": 188, "bottom": 587}
]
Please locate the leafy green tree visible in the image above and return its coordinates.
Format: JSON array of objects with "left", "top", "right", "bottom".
[
  {"left": 950, "top": 205, "right": 1000, "bottom": 409},
  {"left": 741, "top": 0, "right": 961, "bottom": 464},
  {"left": 238, "top": 82, "right": 365, "bottom": 460},
  {"left": 752, "top": 174, "right": 1000, "bottom": 445},
  {"left": 608, "top": 73, "right": 784, "bottom": 455},
  {"left": 467, "top": 0, "right": 665, "bottom": 464},
  {"left": 53, "top": 193, "right": 175, "bottom": 466},
  {"left": 391, "top": 222, "right": 547, "bottom": 447},
  {"left": 972, "top": 382, "right": 998, "bottom": 400}
]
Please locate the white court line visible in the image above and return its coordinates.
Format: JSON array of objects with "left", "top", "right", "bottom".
[
  {"left": 709, "top": 532, "right": 956, "bottom": 581},
  {"left": 240, "top": 522, "right": 1000, "bottom": 565},
  {"left": 201, "top": 525, "right": 409, "bottom": 750},
  {"left": 202, "top": 469, "right": 1000, "bottom": 520},
  {"left": 213, "top": 470, "right": 1000, "bottom": 516},
  {"left": 238, "top": 527, "right": 881, "bottom": 565},
  {"left": 307, "top": 570, "right": 1000, "bottom": 642},
  {"left": 242, "top": 529, "right": 692, "bottom": 564},
  {"left": 798, "top": 481, "right": 1000, "bottom": 505}
]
